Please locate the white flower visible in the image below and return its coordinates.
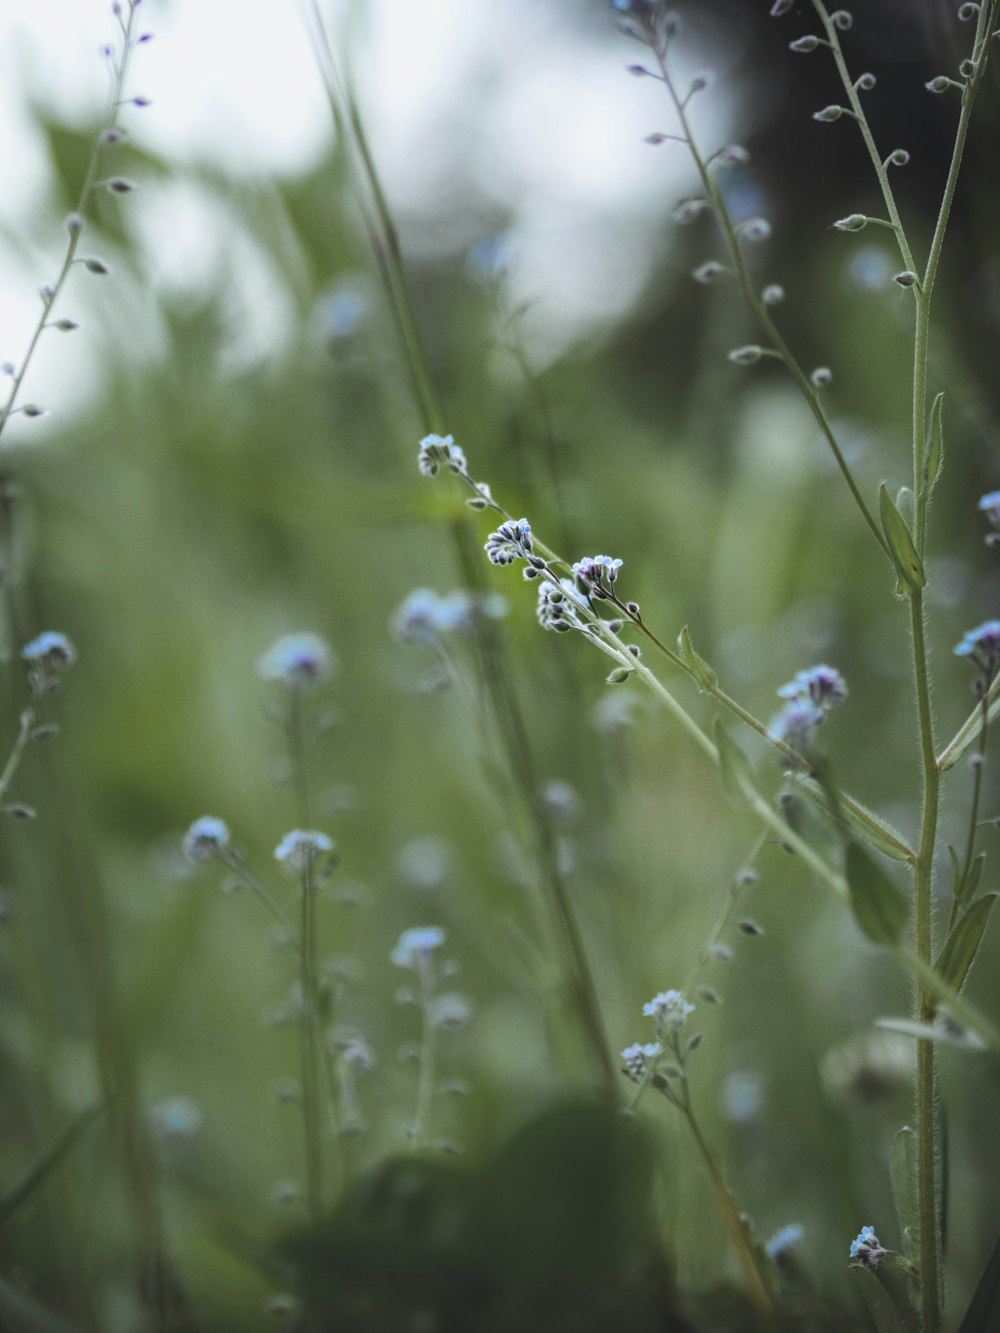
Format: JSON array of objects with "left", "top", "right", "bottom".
[{"left": 391, "top": 925, "right": 446, "bottom": 968}]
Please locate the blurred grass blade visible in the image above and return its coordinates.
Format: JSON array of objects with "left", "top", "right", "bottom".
[
  {"left": 853, "top": 1268, "right": 911, "bottom": 1333},
  {"left": 890, "top": 1127, "right": 918, "bottom": 1260},
  {"left": 879, "top": 483, "right": 925, "bottom": 592},
  {"left": 0, "top": 1277, "right": 83, "bottom": 1333},
  {"left": 957, "top": 1229, "right": 1000, "bottom": 1333},
  {"left": 0, "top": 1098, "right": 107, "bottom": 1232},
  {"left": 846, "top": 842, "right": 909, "bottom": 944},
  {"left": 934, "top": 894, "right": 998, "bottom": 999},
  {"left": 875, "top": 1018, "right": 986, "bottom": 1051}
]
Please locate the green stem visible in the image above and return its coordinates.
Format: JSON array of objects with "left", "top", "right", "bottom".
[
  {"left": 299, "top": 858, "right": 324, "bottom": 1223},
  {"left": 647, "top": 26, "right": 889, "bottom": 559},
  {"left": 409, "top": 956, "right": 438, "bottom": 1151},
  {"left": 909, "top": 590, "right": 942, "bottom": 1333}
]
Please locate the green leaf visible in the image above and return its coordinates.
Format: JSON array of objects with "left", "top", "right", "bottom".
[
  {"left": 957, "top": 1228, "right": 1000, "bottom": 1333},
  {"left": 798, "top": 778, "right": 912, "bottom": 861},
  {"left": 678, "top": 625, "right": 717, "bottom": 691},
  {"left": 879, "top": 482, "right": 925, "bottom": 592},
  {"left": 934, "top": 894, "right": 998, "bottom": 998},
  {"left": 890, "top": 1127, "right": 918, "bottom": 1260},
  {"left": 852, "top": 1267, "right": 910, "bottom": 1333},
  {"left": 938, "top": 682, "right": 1000, "bottom": 771},
  {"left": 923, "top": 390, "right": 945, "bottom": 497},
  {"left": 895, "top": 486, "right": 916, "bottom": 533},
  {"left": 846, "top": 842, "right": 909, "bottom": 944},
  {"left": 0, "top": 1099, "right": 107, "bottom": 1233},
  {"left": 714, "top": 721, "right": 755, "bottom": 809},
  {"left": 960, "top": 853, "right": 986, "bottom": 906}
]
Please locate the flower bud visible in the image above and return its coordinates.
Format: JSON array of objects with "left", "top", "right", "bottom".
[
  {"left": 834, "top": 214, "right": 868, "bottom": 232},
  {"left": 810, "top": 366, "right": 833, "bottom": 388},
  {"left": 693, "top": 260, "right": 725, "bottom": 284},
  {"left": 885, "top": 148, "right": 910, "bottom": 167},
  {"left": 770, "top": 0, "right": 794, "bottom": 14},
  {"left": 728, "top": 345, "right": 763, "bottom": 365},
  {"left": 762, "top": 284, "right": 785, "bottom": 306},
  {"left": 789, "top": 35, "right": 821, "bottom": 52},
  {"left": 893, "top": 270, "right": 918, "bottom": 288},
  {"left": 854, "top": 72, "right": 876, "bottom": 91},
  {"left": 925, "top": 76, "right": 951, "bottom": 93},
  {"left": 830, "top": 9, "right": 853, "bottom": 29},
  {"left": 813, "top": 105, "right": 845, "bottom": 123}
]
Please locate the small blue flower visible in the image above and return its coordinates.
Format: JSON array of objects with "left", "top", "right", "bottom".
[
  {"left": 391, "top": 925, "right": 446, "bottom": 969},
  {"left": 777, "top": 664, "right": 847, "bottom": 714},
  {"left": 22, "top": 631, "right": 76, "bottom": 670},
  {"left": 766, "top": 1223, "right": 804, "bottom": 1261},
  {"left": 485, "top": 518, "right": 533, "bottom": 566},
  {"left": 258, "top": 633, "right": 335, "bottom": 686},
  {"left": 620, "top": 1040, "right": 663, "bottom": 1083},
  {"left": 978, "top": 490, "right": 1000, "bottom": 528},
  {"left": 183, "top": 815, "right": 231, "bottom": 863},
  {"left": 849, "top": 1225, "right": 885, "bottom": 1268},
  {"left": 571, "top": 554, "right": 623, "bottom": 598},
  {"left": 771, "top": 696, "right": 824, "bottom": 753},
  {"left": 274, "top": 829, "right": 334, "bottom": 872},
  {"left": 418, "top": 434, "right": 468, "bottom": 478},
  {"left": 642, "top": 989, "right": 695, "bottom": 1028},
  {"left": 954, "top": 620, "right": 1000, "bottom": 679}
]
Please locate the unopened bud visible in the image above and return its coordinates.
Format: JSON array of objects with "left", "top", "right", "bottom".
[
  {"left": 854, "top": 72, "right": 876, "bottom": 91},
  {"left": 762, "top": 284, "right": 785, "bottom": 306},
  {"left": 830, "top": 9, "right": 853, "bottom": 29},
  {"left": 672, "top": 197, "right": 709, "bottom": 225},
  {"left": 894, "top": 270, "right": 918, "bottom": 288},
  {"left": 958, "top": 3, "right": 981, "bottom": 19},
  {"left": 82, "top": 257, "right": 111, "bottom": 275},
  {"left": 770, "top": 0, "right": 794, "bottom": 14},
  {"left": 813, "top": 105, "right": 845, "bottom": 123},
  {"left": 886, "top": 148, "right": 910, "bottom": 167},
  {"left": 810, "top": 366, "right": 833, "bottom": 388},
  {"left": 693, "top": 260, "right": 725, "bottom": 284},
  {"left": 52, "top": 319, "right": 79, "bottom": 332},
  {"left": 739, "top": 217, "right": 772, "bottom": 242},
  {"left": 728, "top": 345, "right": 763, "bottom": 366},
  {"left": 925, "top": 76, "right": 951, "bottom": 93},
  {"left": 65, "top": 212, "right": 83, "bottom": 234},
  {"left": 834, "top": 214, "right": 868, "bottom": 232},
  {"left": 22, "top": 404, "right": 45, "bottom": 417},
  {"left": 105, "top": 177, "right": 137, "bottom": 193},
  {"left": 789, "top": 35, "right": 821, "bottom": 52}
]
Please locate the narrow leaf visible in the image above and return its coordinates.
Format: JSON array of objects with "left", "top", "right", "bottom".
[
  {"left": 957, "top": 1228, "right": 1000, "bottom": 1333},
  {"left": 0, "top": 1099, "right": 107, "bottom": 1232},
  {"left": 938, "top": 682, "right": 1000, "bottom": 770},
  {"left": 714, "top": 721, "right": 755, "bottom": 809},
  {"left": 798, "top": 778, "right": 912, "bottom": 861},
  {"left": 959, "top": 852, "right": 986, "bottom": 906},
  {"left": 890, "top": 1127, "right": 918, "bottom": 1260},
  {"left": 923, "top": 390, "right": 945, "bottom": 496},
  {"left": 934, "top": 894, "right": 998, "bottom": 998},
  {"left": 678, "top": 625, "right": 717, "bottom": 691},
  {"left": 879, "top": 482, "right": 925, "bottom": 591},
  {"left": 875, "top": 1017, "right": 986, "bottom": 1051},
  {"left": 846, "top": 842, "right": 909, "bottom": 944},
  {"left": 852, "top": 1268, "right": 910, "bottom": 1333}
]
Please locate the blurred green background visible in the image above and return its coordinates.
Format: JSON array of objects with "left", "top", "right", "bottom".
[{"left": 1, "top": 2, "right": 999, "bottom": 1330}]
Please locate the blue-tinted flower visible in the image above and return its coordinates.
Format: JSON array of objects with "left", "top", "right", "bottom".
[
  {"left": 537, "top": 578, "right": 589, "bottom": 632},
  {"left": 978, "top": 490, "right": 1000, "bottom": 528},
  {"left": 485, "top": 518, "right": 533, "bottom": 566},
  {"left": 183, "top": 815, "right": 231, "bottom": 862},
  {"left": 954, "top": 620, "right": 1000, "bottom": 679},
  {"left": 258, "top": 633, "right": 335, "bottom": 685},
  {"left": 766, "top": 1223, "right": 804, "bottom": 1261},
  {"left": 274, "top": 829, "right": 334, "bottom": 872},
  {"left": 418, "top": 433, "right": 467, "bottom": 478},
  {"left": 391, "top": 925, "right": 446, "bottom": 968},
  {"left": 777, "top": 664, "right": 847, "bottom": 714},
  {"left": 22, "top": 631, "right": 76, "bottom": 670},
  {"left": 643, "top": 989, "right": 695, "bottom": 1028},
  {"left": 849, "top": 1225, "right": 885, "bottom": 1267},
  {"left": 620, "top": 1041, "right": 662, "bottom": 1083},
  {"left": 572, "top": 554, "right": 623, "bottom": 597},
  {"left": 467, "top": 233, "right": 512, "bottom": 279},
  {"left": 771, "top": 696, "right": 824, "bottom": 753}
]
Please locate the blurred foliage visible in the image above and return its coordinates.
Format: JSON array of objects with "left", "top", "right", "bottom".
[{"left": 0, "top": 2, "right": 999, "bottom": 1331}]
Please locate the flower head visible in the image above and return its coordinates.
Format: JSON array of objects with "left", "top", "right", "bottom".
[
  {"left": 258, "top": 633, "right": 335, "bottom": 686},
  {"left": 643, "top": 989, "right": 695, "bottom": 1028},
  {"left": 571, "top": 554, "right": 623, "bottom": 598},
  {"left": 418, "top": 434, "right": 467, "bottom": 478},
  {"left": 978, "top": 490, "right": 1000, "bottom": 528},
  {"left": 771, "top": 696, "right": 824, "bottom": 755},
  {"left": 849, "top": 1225, "right": 886, "bottom": 1268},
  {"left": 620, "top": 1041, "right": 662, "bottom": 1083},
  {"left": 183, "top": 815, "right": 231, "bottom": 863},
  {"left": 537, "top": 579, "right": 589, "bottom": 633},
  {"left": 766, "top": 1223, "right": 804, "bottom": 1262},
  {"left": 274, "top": 829, "right": 334, "bottom": 872},
  {"left": 777, "top": 664, "right": 847, "bottom": 714},
  {"left": 954, "top": 620, "right": 1000, "bottom": 681},
  {"left": 22, "top": 631, "right": 76, "bottom": 671},
  {"left": 391, "top": 925, "right": 446, "bottom": 969},
  {"left": 485, "top": 518, "right": 533, "bottom": 566}
]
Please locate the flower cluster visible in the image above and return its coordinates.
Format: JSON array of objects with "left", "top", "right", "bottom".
[
  {"left": 642, "top": 988, "right": 695, "bottom": 1029},
  {"left": 571, "top": 554, "right": 623, "bottom": 599},
  {"left": 274, "top": 829, "right": 334, "bottom": 873},
  {"left": 22, "top": 631, "right": 76, "bottom": 673},
  {"left": 620, "top": 1040, "right": 663, "bottom": 1084},
  {"left": 978, "top": 489, "right": 1000, "bottom": 529},
  {"left": 771, "top": 664, "right": 848, "bottom": 755},
  {"left": 183, "top": 815, "right": 231, "bottom": 863},
  {"left": 485, "top": 518, "right": 534, "bottom": 566},
  {"left": 391, "top": 925, "right": 446, "bottom": 969},
  {"left": 257, "top": 633, "right": 335, "bottom": 686},
  {"left": 393, "top": 588, "right": 507, "bottom": 644},
  {"left": 536, "top": 579, "right": 589, "bottom": 633},
  {"left": 954, "top": 620, "right": 1000, "bottom": 685},
  {"left": 418, "top": 433, "right": 468, "bottom": 478},
  {"left": 849, "top": 1225, "right": 886, "bottom": 1269}
]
